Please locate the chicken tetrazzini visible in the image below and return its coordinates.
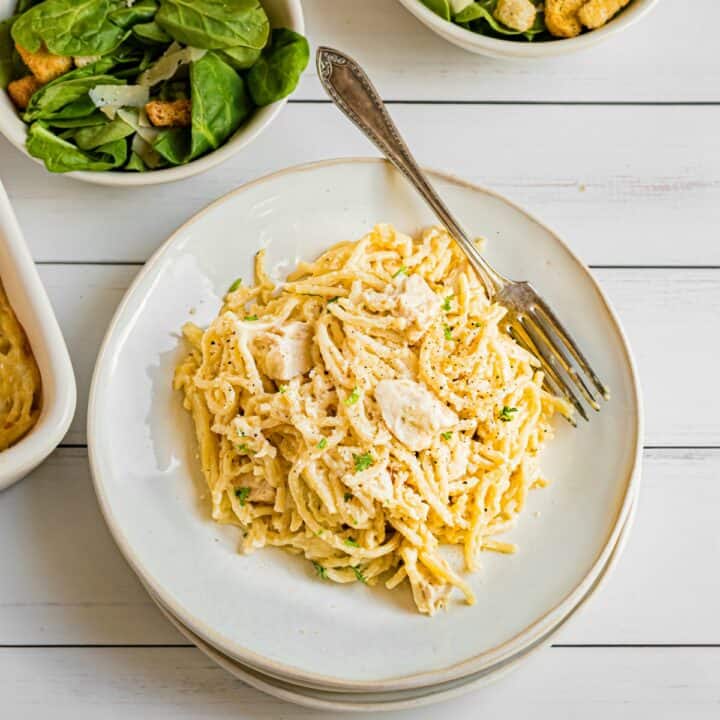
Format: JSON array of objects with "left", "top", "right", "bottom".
[{"left": 174, "top": 225, "right": 571, "bottom": 615}]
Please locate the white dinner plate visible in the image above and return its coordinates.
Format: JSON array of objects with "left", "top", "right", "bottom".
[
  {"left": 149, "top": 486, "right": 638, "bottom": 712},
  {"left": 89, "top": 158, "right": 642, "bottom": 691}
]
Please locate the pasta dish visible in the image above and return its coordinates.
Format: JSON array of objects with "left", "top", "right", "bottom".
[
  {"left": 174, "top": 225, "right": 570, "bottom": 615},
  {"left": 0, "top": 281, "right": 41, "bottom": 451}
]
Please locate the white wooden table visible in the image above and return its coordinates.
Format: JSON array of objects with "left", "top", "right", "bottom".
[{"left": 2, "top": 1, "right": 719, "bottom": 717}]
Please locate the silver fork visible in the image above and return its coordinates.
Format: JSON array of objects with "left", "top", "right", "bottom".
[{"left": 316, "top": 47, "right": 609, "bottom": 422}]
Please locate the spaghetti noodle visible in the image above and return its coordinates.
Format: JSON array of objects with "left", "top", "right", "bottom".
[{"left": 174, "top": 225, "right": 570, "bottom": 615}]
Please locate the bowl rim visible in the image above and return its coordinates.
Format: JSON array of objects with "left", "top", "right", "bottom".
[
  {"left": 0, "top": 178, "right": 76, "bottom": 491},
  {"left": 0, "top": 0, "right": 304, "bottom": 186},
  {"left": 87, "top": 156, "right": 643, "bottom": 692},
  {"left": 394, "top": 0, "right": 660, "bottom": 58}
]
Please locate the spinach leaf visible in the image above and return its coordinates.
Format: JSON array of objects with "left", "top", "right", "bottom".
[
  {"left": 153, "top": 126, "right": 189, "bottom": 164},
  {"left": 12, "top": 0, "right": 126, "bottom": 56},
  {"left": 108, "top": 0, "right": 158, "bottom": 29},
  {"left": 47, "top": 111, "right": 108, "bottom": 128},
  {"left": 132, "top": 20, "right": 172, "bottom": 44},
  {"left": 218, "top": 45, "right": 261, "bottom": 71},
  {"left": 0, "top": 16, "right": 16, "bottom": 89},
  {"left": 188, "top": 51, "right": 250, "bottom": 158},
  {"left": 24, "top": 69, "right": 123, "bottom": 121},
  {"left": 155, "top": 0, "right": 269, "bottom": 50},
  {"left": 153, "top": 52, "right": 251, "bottom": 165},
  {"left": 73, "top": 116, "right": 134, "bottom": 149},
  {"left": 26, "top": 122, "right": 127, "bottom": 172},
  {"left": 125, "top": 150, "right": 147, "bottom": 171},
  {"left": 247, "top": 28, "right": 308, "bottom": 107},
  {"left": 419, "top": 0, "right": 451, "bottom": 21}
]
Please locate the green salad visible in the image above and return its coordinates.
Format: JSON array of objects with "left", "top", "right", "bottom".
[
  {"left": 419, "top": 0, "right": 634, "bottom": 41},
  {"left": 0, "top": 0, "right": 309, "bottom": 172}
]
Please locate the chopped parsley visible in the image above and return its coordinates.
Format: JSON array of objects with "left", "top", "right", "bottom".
[
  {"left": 344, "top": 387, "right": 361, "bottom": 406},
  {"left": 236, "top": 443, "right": 253, "bottom": 455},
  {"left": 441, "top": 431, "right": 453, "bottom": 441},
  {"left": 344, "top": 492, "right": 353, "bottom": 502},
  {"left": 353, "top": 452, "right": 374, "bottom": 473},
  {"left": 472, "top": 321, "right": 482, "bottom": 328},
  {"left": 327, "top": 296, "right": 340, "bottom": 304},
  {"left": 278, "top": 384, "right": 288, "bottom": 394},
  {"left": 352, "top": 565, "right": 368, "bottom": 584},
  {"left": 443, "top": 324, "right": 453, "bottom": 341},
  {"left": 227, "top": 278, "right": 242, "bottom": 293},
  {"left": 312, "top": 561, "right": 328, "bottom": 579},
  {"left": 442, "top": 295, "right": 454, "bottom": 312},
  {"left": 344, "top": 537, "right": 359, "bottom": 548},
  {"left": 392, "top": 265, "right": 408, "bottom": 279},
  {"left": 316, "top": 528, "right": 324, "bottom": 536},
  {"left": 317, "top": 437, "right": 328, "bottom": 450},
  {"left": 244, "top": 314, "right": 258, "bottom": 322},
  {"left": 234, "top": 487, "right": 251, "bottom": 506},
  {"left": 499, "top": 406, "right": 518, "bottom": 422}
]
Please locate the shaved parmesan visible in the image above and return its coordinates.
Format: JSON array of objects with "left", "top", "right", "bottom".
[
  {"left": 131, "top": 134, "right": 164, "bottom": 169},
  {"left": 89, "top": 85, "right": 149, "bottom": 116},
  {"left": 116, "top": 107, "right": 160, "bottom": 144},
  {"left": 74, "top": 55, "right": 102, "bottom": 68},
  {"left": 137, "top": 43, "right": 206, "bottom": 87}
]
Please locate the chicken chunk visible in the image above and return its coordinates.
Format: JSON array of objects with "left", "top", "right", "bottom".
[
  {"left": 578, "top": 0, "right": 632, "bottom": 29},
  {"left": 7, "top": 75, "right": 42, "bottom": 110},
  {"left": 545, "top": 0, "right": 586, "bottom": 37},
  {"left": 145, "top": 99, "right": 192, "bottom": 128},
  {"left": 374, "top": 379, "right": 457, "bottom": 452},
  {"left": 15, "top": 43, "right": 72, "bottom": 84},
  {"left": 255, "top": 321, "right": 313, "bottom": 381},
  {"left": 494, "top": 0, "right": 537, "bottom": 32},
  {"left": 394, "top": 274, "right": 442, "bottom": 342}
]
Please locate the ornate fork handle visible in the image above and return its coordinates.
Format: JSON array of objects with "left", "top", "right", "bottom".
[{"left": 316, "top": 47, "right": 504, "bottom": 300}]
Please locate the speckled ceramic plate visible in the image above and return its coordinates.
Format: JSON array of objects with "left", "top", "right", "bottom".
[{"left": 89, "top": 158, "right": 642, "bottom": 691}]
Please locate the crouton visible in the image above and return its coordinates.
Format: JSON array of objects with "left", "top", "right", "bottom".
[
  {"left": 494, "top": 0, "right": 537, "bottom": 32},
  {"left": 545, "top": 0, "right": 586, "bottom": 38},
  {"left": 15, "top": 43, "right": 72, "bottom": 84},
  {"left": 578, "top": 0, "right": 632, "bottom": 29},
  {"left": 145, "top": 99, "right": 192, "bottom": 128},
  {"left": 7, "top": 75, "right": 42, "bottom": 111}
]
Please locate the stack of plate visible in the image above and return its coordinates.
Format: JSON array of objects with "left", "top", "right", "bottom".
[{"left": 88, "top": 159, "right": 642, "bottom": 711}]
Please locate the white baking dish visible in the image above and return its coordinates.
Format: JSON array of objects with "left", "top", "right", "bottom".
[{"left": 0, "top": 179, "right": 75, "bottom": 490}]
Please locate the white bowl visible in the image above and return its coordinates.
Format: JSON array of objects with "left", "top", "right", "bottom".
[
  {"left": 88, "top": 158, "right": 642, "bottom": 692},
  {"left": 395, "top": 0, "right": 659, "bottom": 59},
  {"left": 0, "top": 179, "right": 76, "bottom": 491},
  {"left": 0, "top": 0, "right": 304, "bottom": 186}
]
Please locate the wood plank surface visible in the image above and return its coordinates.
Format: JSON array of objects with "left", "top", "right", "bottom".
[
  {"left": 3, "top": 645, "right": 719, "bottom": 719},
  {"left": 297, "top": 0, "right": 720, "bottom": 103},
  {"left": 3, "top": 102, "right": 720, "bottom": 266},
  {"left": 0, "top": 448, "right": 717, "bottom": 646}
]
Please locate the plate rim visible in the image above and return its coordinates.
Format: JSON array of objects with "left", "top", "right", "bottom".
[
  {"left": 88, "top": 156, "right": 644, "bottom": 691},
  {"left": 149, "top": 483, "right": 639, "bottom": 712}
]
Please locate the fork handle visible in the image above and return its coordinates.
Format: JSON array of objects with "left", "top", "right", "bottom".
[{"left": 316, "top": 46, "right": 504, "bottom": 297}]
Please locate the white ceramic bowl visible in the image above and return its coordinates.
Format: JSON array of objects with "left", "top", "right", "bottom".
[
  {"left": 395, "top": 0, "right": 659, "bottom": 59},
  {"left": 0, "top": 0, "right": 304, "bottom": 186},
  {"left": 88, "top": 158, "right": 642, "bottom": 692},
  {"left": 0, "top": 179, "right": 76, "bottom": 491}
]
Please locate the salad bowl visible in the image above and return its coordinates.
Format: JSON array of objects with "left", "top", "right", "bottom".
[
  {"left": 0, "top": 0, "right": 304, "bottom": 186},
  {"left": 395, "top": 0, "right": 659, "bottom": 59}
]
